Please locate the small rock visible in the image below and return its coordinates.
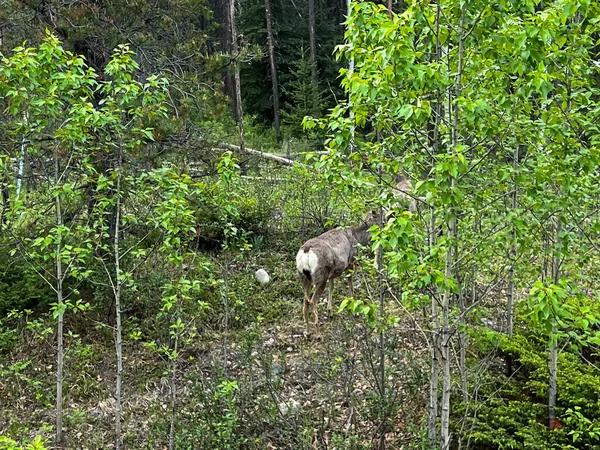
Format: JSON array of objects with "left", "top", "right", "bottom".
[
  {"left": 286, "top": 346, "right": 293, "bottom": 352},
  {"left": 255, "top": 268, "right": 270, "bottom": 284},
  {"left": 264, "top": 337, "right": 276, "bottom": 347}
]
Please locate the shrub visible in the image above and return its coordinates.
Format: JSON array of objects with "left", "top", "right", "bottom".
[
  {"left": 460, "top": 316, "right": 600, "bottom": 449},
  {"left": 0, "top": 436, "right": 47, "bottom": 450},
  {"left": 0, "top": 243, "right": 54, "bottom": 315}
]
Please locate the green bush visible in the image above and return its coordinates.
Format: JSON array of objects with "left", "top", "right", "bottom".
[
  {"left": 151, "top": 379, "right": 248, "bottom": 450},
  {"left": 0, "top": 244, "right": 54, "bottom": 315},
  {"left": 0, "top": 436, "right": 47, "bottom": 450}
]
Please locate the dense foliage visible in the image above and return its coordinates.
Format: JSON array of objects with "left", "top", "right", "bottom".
[{"left": 1, "top": 0, "right": 600, "bottom": 448}]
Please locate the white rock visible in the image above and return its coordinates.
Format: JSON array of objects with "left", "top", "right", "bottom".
[{"left": 255, "top": 268, "right": 270, "bottom": 285}]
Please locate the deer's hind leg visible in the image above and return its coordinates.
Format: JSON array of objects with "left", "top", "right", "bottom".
[
  {"left": 303, "top": 297, "right": 310, "bottom": 336},
  {"left": 346, "top": 274, "right": 355, "bottom": 298},
  {"left": 327, "top": 278, "right": 334, "bottom": 317},
  {"left": 310, "top": 279, "right": 328, "bottom": 327},
  {"left": 347, "top": 261, "right": 356, "bottom": 297},
  {"left": 299, "top": 273, "right": 313, "bottom": 335}
]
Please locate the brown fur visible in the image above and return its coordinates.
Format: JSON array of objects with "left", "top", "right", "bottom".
[
  {"left": 391, "top": 176, "right": 416, "bottom": 213},
  {"left": 296, "top": 212, "right": 376, "bottom": 335}
]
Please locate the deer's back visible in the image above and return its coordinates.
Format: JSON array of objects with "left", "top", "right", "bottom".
[{"left": 300, "top": 229, "right": 355, "bottom": 278}]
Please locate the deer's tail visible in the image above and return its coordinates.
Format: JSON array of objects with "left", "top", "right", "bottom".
[{"left": 296, "top": 248, "right": 318, "bottom": 282}]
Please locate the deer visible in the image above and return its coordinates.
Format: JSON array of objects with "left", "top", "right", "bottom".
[
  {"left": 296, "top": 211, "right": 377, "bottom": 335},
  {"left": 390, "top": 176, "right": 417, "bottom": 214}
]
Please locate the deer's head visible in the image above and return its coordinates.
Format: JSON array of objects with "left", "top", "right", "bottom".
[{"left": 363, "top": 210, "right": 379, "bottom": 227}]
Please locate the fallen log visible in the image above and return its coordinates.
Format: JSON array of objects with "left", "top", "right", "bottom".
[
  {"left": 241, "top": 175, "right": 286, "bottom": 182},
  {"left": 217, "top": 142, "right": 297, "bottom": 166}
]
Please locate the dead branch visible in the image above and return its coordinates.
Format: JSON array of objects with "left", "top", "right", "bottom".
[{"left": 217, "top": 142, "right": 297, "bottom": 166}]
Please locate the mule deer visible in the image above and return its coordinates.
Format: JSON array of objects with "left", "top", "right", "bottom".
[{"left": 296, "top": 211, "right": 377, "bottom": 335}]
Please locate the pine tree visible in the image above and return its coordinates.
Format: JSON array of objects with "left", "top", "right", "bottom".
[{"left": 281, "top": 47, "right": 327, "bottom": 136}]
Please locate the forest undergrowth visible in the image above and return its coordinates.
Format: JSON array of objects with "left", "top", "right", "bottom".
[
  {"left": 1, "top": 246, "right": 430, "bottom": 449},
  {"left": 3, "top": 0, "right": 600, "bottom": 448}
]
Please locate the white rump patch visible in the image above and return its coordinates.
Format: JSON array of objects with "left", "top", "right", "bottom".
[{"left": 296, "top": 249, "right": 319, "bottom": 275}]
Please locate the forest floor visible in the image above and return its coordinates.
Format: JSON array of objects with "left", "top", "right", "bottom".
[{"left": 0, "top": 249, "right": 430, "bottom": 449}]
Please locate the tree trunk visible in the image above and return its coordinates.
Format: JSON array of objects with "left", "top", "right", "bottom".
[
  {"left": 114, "top": 148, "right": 123, "bottom": 450},
  {"left": 548, "top": 328, "right": 558, "bottom": 425},
  {"left": 54, "top": 148, "right": 65, "bottom": 447},
  {"left": 506, "top": 145, "right": 519, "bottom": 376},
  {"left": 377, "top": 188, "right": 386, "bottom": 449},
  {"left": 308, "top": 0, "right": 318, "bottom": 112},
  {"left": 428, "top": 209, "right": 439, "bottom": 449},
  {"left": 264, "top": 0, "right": 282, "bottom": 143},
  {"left": 441, "top": 5, "right": 465, "bottom": 449},
  {"left": 169, "top": 258, "right": 186, "bottom": 450},
  {"left": 220, "top": 0, "right": 233, "bottom": 101},
  {"left": 548, "top": 216, "right": 561, "bottom": 428},
  {"left": 169, "top": 321, "right": 179, "bottom": 450},
  {"left": 386, "top": 0, "right": 392, "bottom": 17},
  {"left": 440, "top": 221, "right": 453, "bottom": 450},
  {"left": 229, "top": 0, "right": 245, "bottom": 154},
  {"left": 428, "top": 1, "right": 442, "bottom": 447},
  {"left": 17, "top": 135, "right": 25, "bottom": 196},
  {"left": 346, "top": 0, "right": 355, "bottom": 154},
  {"left": 1, "top": 175, "right": 8, "bottom": 226},
  {"left": 458, "top": 279, "right": 467, "bottom": 404}
]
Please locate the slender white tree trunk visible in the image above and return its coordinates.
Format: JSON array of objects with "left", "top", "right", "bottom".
[
  {"left": 458, "top": 281, "right": 467, "bottom": 404},
  {"left": 428, "top": 209, "right": 439, "bottom": 449},
  {"left": 114, "top": 147, "right": 123, "bottom": 450},
  {"left": 346, "top": 0, "right": 355, "bottom": 154},
  {"left": 441, "top": 5, "right": 465, "bottom": 448},
  {"left": 548, "top": 216, "right": 561, "bottom": 427},
  {"left": 169, "top": 261, "right": 184, "bottom": 450},
  {"left": 17, "top": 113, "right": 28, "bottom": 197},
  {"left": 440, "top": 223, "right": 453, "bottom": 450},
  {"left": 548, "top": 330, "right": 557, "bottom": 423},
  {"left": 16, "top": 135, "right": 25, "bottom": 196},
  {"left": 54, "top": 147, "right": 65, "bottom": 447},
  {"left": 168, "top": 326, "right": 179, "bottom": 450},
  {"left": 506, "top": 145, "right": 518, "bottom": 376},
  {"left": 428, "top": 2, "right": 442, "bottom": 446},
  {"left": 377, "top": 190, "right": 386, "bottom": 449}
]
